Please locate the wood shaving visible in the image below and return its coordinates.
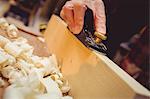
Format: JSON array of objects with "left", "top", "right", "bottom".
[{"left": 0, "top": 18, "right": 72, "bottom": 99}]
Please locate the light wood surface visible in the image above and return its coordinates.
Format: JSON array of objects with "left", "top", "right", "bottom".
[
  {"left": 5, "top": 17, "right": 42, "bottom": 37},
  {"left": 44, "top": 15, "right": 150, "bottom": 99}
]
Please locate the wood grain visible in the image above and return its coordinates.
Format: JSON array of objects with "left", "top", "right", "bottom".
[{"left": 44, "top": 15, "right": 150, "bottom": 99}]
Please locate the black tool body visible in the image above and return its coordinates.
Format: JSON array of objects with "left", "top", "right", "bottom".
[{"left": 75, "top": 8, "right": 107, "bottom": 53}]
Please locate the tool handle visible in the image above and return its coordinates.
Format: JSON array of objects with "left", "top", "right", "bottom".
[
  {"left": 82, "top": 8, "right": 107, "bottom": 43},
  {"left": 83, "top": 7, "right": 95, "bottom": 35},
  {"left": 75, "top": 8, "right": 95, "bottom": 46}
]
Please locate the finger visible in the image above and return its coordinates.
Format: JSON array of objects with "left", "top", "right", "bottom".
[
  {"left": 60, "top": 9, "right": 67, "bottom": 22},
  {"left": 60, "top": 1, "right": 74, "bottom": 28},
  {"left": 83, "top": 0, "right": 95, "bottom": 11},
  {"left": 73, "top": 1, "right": 87, "bottom": 34},
  {"left": 94, "top": 0, "right": 106, "bottom": 35}
]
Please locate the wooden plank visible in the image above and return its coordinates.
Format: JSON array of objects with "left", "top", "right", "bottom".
[
  {"left": 5, "top": 17, "right": 42, "bottom": 37},
  {"left": 44, "top": 15, "right": 150, "bottom": 99}
]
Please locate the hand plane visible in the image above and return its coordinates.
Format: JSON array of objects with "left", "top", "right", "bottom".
[
  {"left": 75, "top": 8, "right": 107, "bottom": 54},
  {"left": 54, "top": 1, "right": 107, "bottom": 54}
]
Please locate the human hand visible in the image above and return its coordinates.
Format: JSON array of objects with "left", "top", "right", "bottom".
[{"left": 60, "top": 0, "right": 106, "bottom": 35}]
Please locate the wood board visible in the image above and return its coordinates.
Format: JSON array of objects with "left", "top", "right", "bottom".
[{"left": 44, "top": 15, "right": 150, "bottom": 99}]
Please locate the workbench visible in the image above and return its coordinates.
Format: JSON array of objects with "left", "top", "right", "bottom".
[{"left": 0, "top": 16, "right": 149, "bottom": 99}]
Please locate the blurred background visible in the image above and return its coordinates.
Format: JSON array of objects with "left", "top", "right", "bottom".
[{"left": 0, "top": 0, "right": 149, "bottom": 90}]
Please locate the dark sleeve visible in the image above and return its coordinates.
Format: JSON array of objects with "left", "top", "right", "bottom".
[{"left": 53, "top": 0, "right": 68, "bottom": 16}]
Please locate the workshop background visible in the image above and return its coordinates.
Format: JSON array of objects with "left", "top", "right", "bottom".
[{"left": 0, "top": 0, "right": 149, "bottom": 90}]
